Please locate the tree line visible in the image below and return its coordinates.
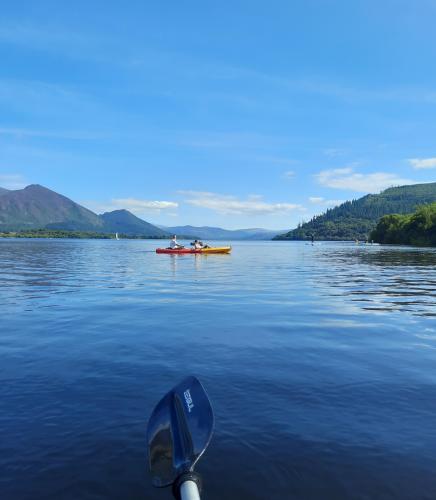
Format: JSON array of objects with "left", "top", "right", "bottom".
[
  {"left": 275, "top": 183, "right": 436, "bottom": 241},
  {"left": 370, "top": 203, "right": 436, "bottom": 246},
  {"left": 0, "top": 229, "right": 169, "bottom": 239}
]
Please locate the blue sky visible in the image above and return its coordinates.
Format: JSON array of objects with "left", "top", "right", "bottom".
[{"left": 1, "top": 0, "right": 436, "bottom": 229}]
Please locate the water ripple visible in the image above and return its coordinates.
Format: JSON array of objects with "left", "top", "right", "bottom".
[{"left": 1, "top": 239, "right": 436, "bottom": 499}]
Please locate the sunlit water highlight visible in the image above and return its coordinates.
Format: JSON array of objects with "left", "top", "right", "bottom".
[{"left": 1, "top": 239, "right": 436, "bottom": 499}]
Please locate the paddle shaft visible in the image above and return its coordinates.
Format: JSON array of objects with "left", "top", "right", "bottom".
[{"left": 180, "top": 480, "right": 201, "bottom": 500}]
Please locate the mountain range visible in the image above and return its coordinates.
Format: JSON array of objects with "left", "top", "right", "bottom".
[
  {"left": 2, "top": 182, "right": 436, "bottom": 241},
  {"left": 274, "top": 182, "right": 436, "bottom": 241},
  {"left": 0, "top": 184, "right": 168, "bottom": 237},
  {"left": 0, "top": 184, "right": 280, "bottom": 239},
  {"left": 160, "top": 225, "right": 283, "bottom": 240}
]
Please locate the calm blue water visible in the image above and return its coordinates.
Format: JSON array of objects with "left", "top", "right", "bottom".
[{"left": 1, "top": 239, "right": 436, "bottom": 500}]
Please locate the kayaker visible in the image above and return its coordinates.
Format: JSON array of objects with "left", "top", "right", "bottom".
[
  {"left": 191, "top": 240, "right": 211, "bottom": 249},
  {"left": 169, "top": 235, "right": 184, "bottom": 249},
  {"left": 192, "top": 239, "right": 203, "bottom": 249}
]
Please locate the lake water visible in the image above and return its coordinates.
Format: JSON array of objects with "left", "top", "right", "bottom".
[{"left": 1, "top": 239, "right": 436, "bottom": 500}]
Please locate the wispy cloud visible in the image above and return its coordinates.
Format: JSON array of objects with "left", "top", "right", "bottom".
[
  {"left": 177, "top": 131, "right": 289, "bottom": 151},
  {"left": 278, "top": 78, "right": 436, "bottom": 104},
  {"left": 283, "top": 170, "right": 295, "bottom": 179},
  {"left": 0, "top": 23, "right": 179, "bottom": 70},
  {"left": 308, "top": 196, "right": 345, "bottom": 207},
  {"left": 0, "top": 173, "right": 27, "bottom": 190},
  {"left": 408, "top": 157, "right": 436, "bottom": 169},
  {"left": 315, "top": 167, "right": 415, "bottom": 193},
  {"left": 180, "top": 190, "right": 304, "bottom": 216},
  {"left": 0, "top": 24, "right": 89, "bottom": 48},
  {"left": 255, "top": 155, "right": 298, "bottom": 167},
  {"left": 323, "top": 148, "right": 347, "bottom": 158},
  {"left": 0, "top": 24, "right": 115, "bottom": 65},
  {"left": 0, "top": 126, "right": 108, "bottom": 141},
  {"left": 83, "top": 198, "right": 178, "bottom": 216},
  {"left": 198, "top": 62, "right": 436, "bottom": 104},
  {"left": 2, "top": 22, "right": 436, "bottom": 107},
  {"left": 309, "top": 196, "right": 324, "bottom": 203},
  {"left": 166, "top": 57, "right": 436, "bottom": 104},
  {"left": 0, "top": 79, "right": 98, "bottom": 120}
]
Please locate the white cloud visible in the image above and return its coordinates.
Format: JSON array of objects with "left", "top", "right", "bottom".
[
  {"left": 83, "top": 198, "right": 178, "bottom": 215},
  {"left": 325, "top": 200, "right": 345, "bottom": 207},
  {"left": 308, "top": 196, "right": 345, "bottom": 207},
  {"left": 113, "top": 198, "right": 178, "bottom": 211},
  {"left": 0, "top": 174, "right": 27, "bottom": 190},
  {"left": 309, "top": 197, "right": 324, "bottom": 203},
  {"left": 315, "top": 167, "right": 414, "bottom": 193},
  {"left": 180, "top": 190, "right": 304, "bottom": 216},
  {"left": 408, "top": 157, "right": 436, "bottom": 169}
]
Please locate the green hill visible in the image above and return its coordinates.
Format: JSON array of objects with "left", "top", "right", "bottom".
[
  {"left": 100, "top": 209, "right": 168, "bottom": 237},
  {"left": 274, "top": 182, "right": 436, "bottom": 241},
  {"left": 0, "top": 184, "right": 168, "bottom": 237},
  {"left": 370, "top": 202, "right": 436, "bottom": 246},
  {"left": 0, "top": 184, "right": 104, "bottom": 231}
]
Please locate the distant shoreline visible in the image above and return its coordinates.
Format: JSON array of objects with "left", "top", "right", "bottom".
[{"left": 0, "top": 230, "right": 169, "bottom": 240}]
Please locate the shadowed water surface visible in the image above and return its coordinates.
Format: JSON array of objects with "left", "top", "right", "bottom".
[{"left": 1, "top": 239, "right": 436, "bottom": 499}]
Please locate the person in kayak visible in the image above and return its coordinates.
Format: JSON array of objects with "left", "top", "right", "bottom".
[
  {"left": 191, "top": 239, "right": 203, "bottom": 249},
  {"left": 169, "top": 235, "right": 184, "bottom": 249},
  {"left": 191, "top": 239, "right": 211, "bottom": 249}
]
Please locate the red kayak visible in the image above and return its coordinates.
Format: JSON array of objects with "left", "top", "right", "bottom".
[{"left": 156, "top": 248, "right": 201, "bottom": 254}]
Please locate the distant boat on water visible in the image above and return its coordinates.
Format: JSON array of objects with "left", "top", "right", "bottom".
[{"left": 115, "top": 233, "right": 120, "bottom": 240}]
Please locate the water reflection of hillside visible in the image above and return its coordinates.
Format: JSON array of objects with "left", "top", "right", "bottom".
[
  {"left": 316, "top": 247, "right": 436, "bottom": 317},
  {"left": 357, "top": 249, "right": 436, "bottom": 267}
]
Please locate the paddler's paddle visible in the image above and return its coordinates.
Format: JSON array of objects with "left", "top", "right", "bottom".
[{"left": 147, "top": 376, "right": 214, "bottom": 500}]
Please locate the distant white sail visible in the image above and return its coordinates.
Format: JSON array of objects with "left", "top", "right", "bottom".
[{"left": 115, "top": 233, "right": 119, "bottom": 240}]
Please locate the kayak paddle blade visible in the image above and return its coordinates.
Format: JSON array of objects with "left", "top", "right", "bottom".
[{"left": 147, "top": 376, "right": 214, "bottom": 487}]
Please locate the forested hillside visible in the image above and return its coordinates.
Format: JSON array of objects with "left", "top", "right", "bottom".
[
  {"left": 274, "top": 182, "right": 436, "bottom": 241},
  {"left": 370, "top": 203, "right": 436, "bottom": 246}
]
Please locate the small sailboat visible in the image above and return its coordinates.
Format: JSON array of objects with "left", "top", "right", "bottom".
[{"left": 115, "top": 233, "right": 120, "bottom": 240}]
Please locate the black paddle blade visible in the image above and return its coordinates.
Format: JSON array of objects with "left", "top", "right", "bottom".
[{"left": 147, "top": 376, "right": 214, "bottom": 487}]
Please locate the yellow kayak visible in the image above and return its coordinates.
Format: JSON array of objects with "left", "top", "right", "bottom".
[{"left": 200, "top": 246, "right": 231, "bottom": 254}]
